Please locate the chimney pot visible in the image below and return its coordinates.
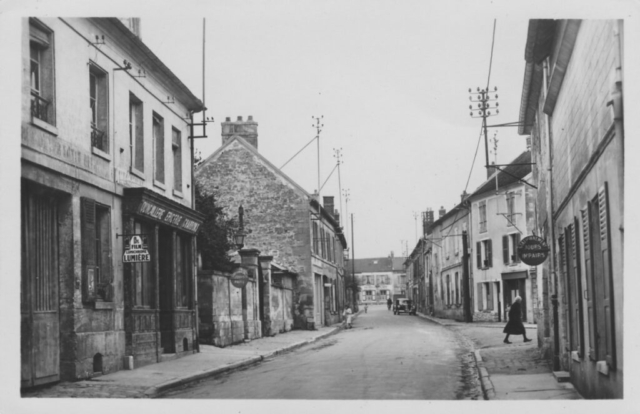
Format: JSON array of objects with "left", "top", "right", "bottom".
[
  {"left": 248, "top": 115, "right": 253, "bottom": 121},
  {"left": 237, "top": 116, "right": 243, "bottom": 121},
  {"left": 225, "top": 117, "right": 230, "bottom": 122}
]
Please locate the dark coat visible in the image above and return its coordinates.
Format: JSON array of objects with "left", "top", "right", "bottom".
[{"left": 503, "top": 301, "right": 525, "bottom": 335}]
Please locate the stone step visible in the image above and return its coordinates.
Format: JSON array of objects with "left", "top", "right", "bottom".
[{"left": 553, "top": 371, "right": 571, "bottom": 382}]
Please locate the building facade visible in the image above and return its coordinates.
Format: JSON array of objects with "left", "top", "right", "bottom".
[
  {"left": 22, "top": 18, "right": 204, "bottom": 388},
  {"left": 518, "top": 19, "right": 624, "bottom": 398},
  {"left": 467, "top": 152, "right": 537, "bottom": 324},
  {"left": 352, "top": 257, "right": 405, "bottom": 304},
  {"left": 194, "top": 117, "right": 347, "bottom": 331}
]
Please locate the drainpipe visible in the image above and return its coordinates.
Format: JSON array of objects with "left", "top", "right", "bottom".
[{"left": 542, "top": 58, "right": 561, "bottom": 372}]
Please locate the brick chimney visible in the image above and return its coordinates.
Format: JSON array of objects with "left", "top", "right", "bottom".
[
  {"left": 438, "top": 206, "right": 446, "bottom": 218},
  {"left": 222, "top": 115, "right": 258, "bottom": 149},
  {"left": 323, "top": 196, "right": 335, "bottom": 219}
]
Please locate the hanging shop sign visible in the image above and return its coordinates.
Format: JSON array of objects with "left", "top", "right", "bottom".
[
  {"left": 123, "top": 235, "right": 151, "bottom": 263},
  {"left": 518, "top": 235, "right": 550, "bottom": 266},
  {"left": 230, "top": 267, "right": 249, "bottom": 288}
]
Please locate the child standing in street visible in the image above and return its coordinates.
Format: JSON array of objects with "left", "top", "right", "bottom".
[{"left": 343, "top": 307, "right": 353, "bottom": 329}]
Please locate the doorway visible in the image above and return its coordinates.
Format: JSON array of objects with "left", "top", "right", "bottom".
[
  {"left": 21, "top": 182, "right": 61, "bottom": 388},
  {"left": 158, "top": 229, "right": 175, "bottom": 353},
  {"left": 314, "top": 274, "right": 324, "bottom": 327},
  {"left": 503, "top": 278, "right": 526, "bottom": 322}
]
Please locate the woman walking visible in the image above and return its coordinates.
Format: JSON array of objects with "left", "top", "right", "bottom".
[{"left": 503, "top": 296, "right": 532, "bottom": 344}]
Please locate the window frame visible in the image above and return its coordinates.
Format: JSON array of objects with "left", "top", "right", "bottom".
[
  {"left": 153, "top": 112, "right": 165, "bottom": 187},
  {"left": 172, "top": 126, "right": 183, "bottom": 195},
  {"left": 88, "top": 62, "right": 110, "bottom": 157},
  {"left": 129, "top": 93, "right": 144, "bottom": 177},
  {"left": 29, "top": 18, "right": 56, "bottom": 130}
]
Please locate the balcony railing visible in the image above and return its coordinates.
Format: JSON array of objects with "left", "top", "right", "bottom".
[
  {"left": 91, "top": 124, "right": 108, "bottom": 153},
  {"left": 30, "top": 92, "right": 51, "bottom": 123}
]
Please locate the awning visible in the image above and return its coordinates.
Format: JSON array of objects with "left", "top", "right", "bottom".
[{"left": 123, "top": 187, "right": 205, "bottom": 235}]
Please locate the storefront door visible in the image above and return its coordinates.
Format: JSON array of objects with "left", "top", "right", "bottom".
[
  {"left": 159, "top": 229, "right": 175, "bottom": 353},
  {"left": 21, "top": 183, "right": 60, "bottom": 388},
  {"left": 503, "top": 278, "right": 526, "bottom": 322}
]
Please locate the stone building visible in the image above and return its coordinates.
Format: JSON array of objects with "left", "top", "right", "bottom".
[
  {"left": 194, "top": 117, "right": 347, "bottom": 331},
  {"left": 518, "top": 19, "right": 624, "bottom": 398},
  {"left": 21, "top": 18, "right": 204, "bottom": 388},
  {"left": 466, "top": 152, "right": 537, "bottom": 323},
  {"left": 351, "top": 256, "right": 405, "bottom": 304}
]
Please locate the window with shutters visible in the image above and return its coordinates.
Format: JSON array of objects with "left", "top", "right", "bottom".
[
  {"left": 485, "top": 282, "right": 494, "bottom": 310},
  {"left": 568, "top": 219, "right": 585, "bottom": 358},
  {"left": 503, "top": 233, "right": 521, "bottom": 265},
  {"left": 29, "top": 19, "right": 55, "bottom": 126},
  {"left": 130, "top": 94, "right": 144, "bottom": 175},
  {"left": 588, "top": 183, "right": 617, "bottom": 370},
  {"left": 581, "top": 205, "right": 597, "bottom": 362},
  {"left": 81, "top": 198, "right": 112, "bottom": 303},
  {"left": 479, "top": 201, "right": 487, "bottom": 233},
  {"left": 89, "top": 63, "right": 109, "bottom": 154},
  {"left": 172, "top": 127, "right": 182, "bottom": 193},
  {"left": 477, "top": 239, "right": 493, "bottom": 269},
  {"left": 153, "top": 113, "right": 165, "bottom": 185}
]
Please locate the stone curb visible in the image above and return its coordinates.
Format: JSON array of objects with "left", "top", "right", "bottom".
[{"left": 146, "top": 325, "right": 342, "bottom": 398}]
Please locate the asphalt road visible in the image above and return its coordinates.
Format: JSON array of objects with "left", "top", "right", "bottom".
[{"left": 163, "top": 305, "right": 482, "bottom": 400}]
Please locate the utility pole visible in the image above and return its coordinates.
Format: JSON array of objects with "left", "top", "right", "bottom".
[
  {"left": 469, "top": 87, "right": 499, "bottom": 179},
  {"left": 492, "top": 131, "right": 499, "bottom": 194},
  {"left": 351, "top": 213, "right": 356, "bottom": 312},
  {"left": 334, "top": 148, "right": 344, "bottom": 222},
  {"left": 413, "top": 211, "right": 419, "bottom": 245},
  {"left": 343, "top": 189, "right": 350, "bottom": 236},
  {"left": 312, "top": 116, "right": 324, "bottom": 197},
  {"left": 462, "top": 230, "right": 472, "bottom": 322}
]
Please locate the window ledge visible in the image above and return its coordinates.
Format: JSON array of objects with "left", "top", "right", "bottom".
[
  {"left": 130, "top": 167, "right": 145, "bottom": 180},
  {"left": 153, "top": 180, "right": 166, "bottom": 190},
  {"left": 31, "top": 117, "right": 58, "bottom": 136},
  {"left": 92, "top": 146, "right": 112, "bottom": 161},
  {"left": 94, "top": 301, "right": 114, "bottom": 310},
  {"left": 173, "top": 189, "right": 184, "bottom": 198},
  {"left": 596, "top": 360, "right": 609, "bottom": 376}
]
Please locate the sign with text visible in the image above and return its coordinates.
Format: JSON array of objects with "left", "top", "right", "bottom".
[
  {"left": 138, "top": 200, "right": 201, "bottom": 233},
  {"left": 518, "top": 235, "right": 549, "bottom": 266},
  {"left": 230, "top": 267, "right": 249, "bottom": 289},
  {"left": 123, "top": 235, "right": 151, "bottom": 263}
]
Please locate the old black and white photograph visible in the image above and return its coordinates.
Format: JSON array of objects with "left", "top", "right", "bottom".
[{"left": 1, "top": 0, "right": 637, "bottom": 412}]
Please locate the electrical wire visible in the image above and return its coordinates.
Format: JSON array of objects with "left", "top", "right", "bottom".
[
  {"left": 280, "top": 135, "right": 317, "bottom": 170},
  {"left": 486, "top": 19, "right": 497, "bottom": 90}
]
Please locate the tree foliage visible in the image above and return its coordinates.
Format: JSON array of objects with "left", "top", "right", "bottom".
[{"left": 195, "top": 182, "right": 236, "bottom": 271}]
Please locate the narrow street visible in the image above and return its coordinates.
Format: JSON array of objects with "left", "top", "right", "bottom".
[{"left": 163, "top": 305, "right": 481, "bottom": 399}]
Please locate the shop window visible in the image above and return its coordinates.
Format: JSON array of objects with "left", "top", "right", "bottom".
[
  {"left": 175, "top": 233, "right": 190, "bottom": 308},
  {"left": 132, "top": 220, "right": 154, "bottom": 307},
  {"left": 130, "top": 94, "right": 144, "bottom": 174},
  {"left": 29, "top": 19, "right": 55, "bottom": 125},
  {"left": 172, "top": 127, "right": 182, "bottom": 192},
  {"left": 153, "top": 113, "right": 165, "bottom": 184},
  {"left": 89, "top": 63, "right": 109, "bottom": 153},
  {"left": 81, "top": 198, "right": 112, "bottom": 302}
]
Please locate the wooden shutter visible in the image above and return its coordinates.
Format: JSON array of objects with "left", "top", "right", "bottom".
[
  {"left": 502, "top": 235, "right": 509, "bottom": 264},
  {"left": 514, "top": 233, "right": 521, "bottom": 262},
  {"left": 476, "top": 283, "right": 483, "bottom": 310},
  {"left": 572, "top": 218, "right": 585, "bottom": 357},
  {"left": 476, "top": 242, "right": 481, "bottom": 268},
  {"left": 81, "top": 197, "right": 97, "bottom": 302},
  {"left": 487, "top": 239, "right": 493, "bottom": 267},
  {"left": 582, "top": 205, "right": 597, "bottom": 360},
  {"left": 598, "top": 183, "right": 616, "bottom": 369}
]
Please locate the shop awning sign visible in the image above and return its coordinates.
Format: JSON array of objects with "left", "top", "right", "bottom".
[
  {"left": 123, "top": 235, "right": 151, "bottom": 263},
  {"left": 518, "top": 235, "right": 549, "bottom": 266}
]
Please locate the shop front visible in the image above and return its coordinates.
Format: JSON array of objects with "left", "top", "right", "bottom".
[{"left": 121, "top": 188, "right": 204, "bottom": 368}]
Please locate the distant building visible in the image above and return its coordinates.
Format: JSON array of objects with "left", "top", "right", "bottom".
[
  {"left": 518, "top": 19, "right": 624, "bottom": 398},
  {"left": 22, "top": 18, "right": 204, "bottom": 388},
  {"left": 195, "top": 117, "right": 347, "bottom": 333},
  {"left": 352, "top": 257, "right": 406, "bottom": 303}
]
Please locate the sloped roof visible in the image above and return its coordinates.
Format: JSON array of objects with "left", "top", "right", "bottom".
[
  {"left": 352, "top": 257, "right": 406, "bottom": 274},
  {"left": 469, "top": 151, "right": 532, "bottom": 197}
]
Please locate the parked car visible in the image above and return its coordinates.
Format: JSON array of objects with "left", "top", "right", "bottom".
[{"left": 394, "top": 298, "right": 413, "bottom": 315}]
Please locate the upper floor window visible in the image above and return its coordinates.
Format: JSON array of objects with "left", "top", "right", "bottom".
[
  {"left": 130, "top": 94, "right": 144, "bottom": 174},
  {"left": 503, "top": 233, "right": 521, "bottom": 265},
  {"left": 479, "top": 201, "right": 487, "bottom": 233},
  {"left": 506, "top": 192, "right": 516, "bottom": 226},
  {"left": 312, "top": 221, "right": 319, "bottom": 254},
  {"left": 89, "top": 63, "right": 109, "bottom": 153},
  {"left": 172, "top": 127, "right": 182, "bottom": 192},
  {"left": 476, "top": 239, "right": 493, "bottom": 269},
  {"left": 153, "top": 113, "right": 165, "bottom": 184},
  {"left": 29, "top": 19, "right": 55, "bottom": 125}
]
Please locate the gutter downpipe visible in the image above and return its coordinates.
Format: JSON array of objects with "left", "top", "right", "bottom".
[{"left": 542, "top": 57, "right": 561, "bottom": 372}]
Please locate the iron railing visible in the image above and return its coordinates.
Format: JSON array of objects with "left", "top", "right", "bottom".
[
  {"left": 91, "top": 124, "right": 108, "bottom": 153},
  {"left": 30, "top": 92, "right": 50, "bottom": 123}
]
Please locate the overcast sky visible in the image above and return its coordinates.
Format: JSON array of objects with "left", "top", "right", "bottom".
[
  {"left": 1, "top": 0, "right": 636, "bottom": 261},
  {"left": 140, "top": 3, "right": 530, "bottom": 259}
]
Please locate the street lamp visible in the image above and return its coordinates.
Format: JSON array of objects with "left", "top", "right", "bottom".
[{"left": 234, "top": 205, "right": 246, "bottom": 250}]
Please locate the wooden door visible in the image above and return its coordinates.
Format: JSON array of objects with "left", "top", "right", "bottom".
[{"left": 21, "top": 183, "right": 60, "bottom": 388}]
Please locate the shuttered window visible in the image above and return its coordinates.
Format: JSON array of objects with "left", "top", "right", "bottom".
[
  {"left": 570, "top": 219, "right": 585, "bottom": 357},
  {"left": 503, "top": 235, "right": 509, "bottom": 264},
  {"left": 29, "top": 19, "right": 55, "bottom": 125},
  {"left": 153, "top": 113, "right": 165, "bottom": 184},
  {"left": 172, "top": 127, "right": 182, "bottom": 191},
  {"left": 581, "top": 205, "right": 597, "bottom": 361},
  {"left": 81, "top": 198, "right": 112, "bottom": 302}
]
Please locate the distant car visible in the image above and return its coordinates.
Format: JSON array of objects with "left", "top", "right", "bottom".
[{"left": 394, "top": 299, "right": 415, "bottom": 315}]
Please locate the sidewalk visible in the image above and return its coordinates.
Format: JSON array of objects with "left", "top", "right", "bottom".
[
  {"left": 417, "top": 312, "right": 583, "bottom": 400},
  {"left": 22, "top": 316, "right": 357, "bottom": 399}
]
